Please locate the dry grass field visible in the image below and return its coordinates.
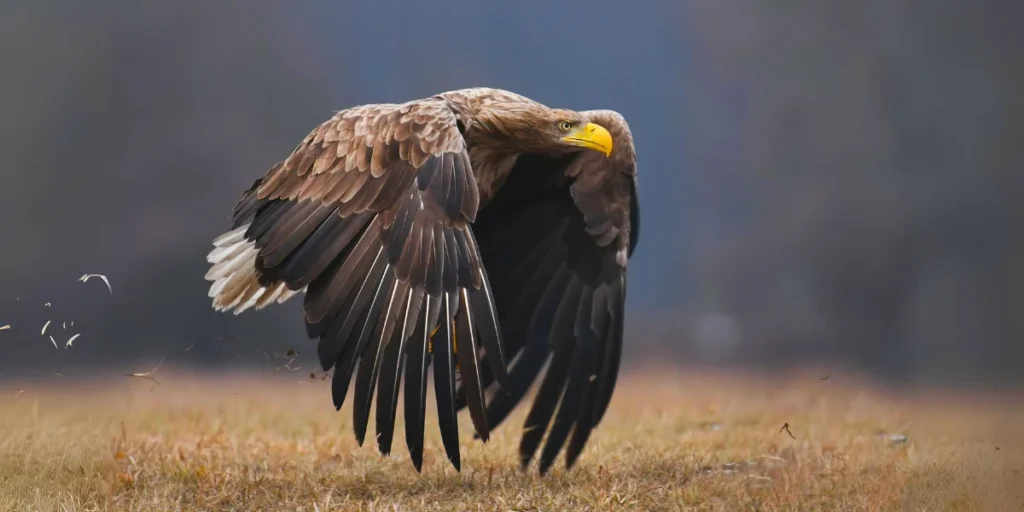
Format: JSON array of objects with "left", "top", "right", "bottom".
[{"left": 1, "top": 365, "right": 1022, "bottom": 511}]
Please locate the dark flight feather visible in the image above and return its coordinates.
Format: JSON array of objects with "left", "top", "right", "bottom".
[
  {"left": 404, "top": 295, "right": 437, "bottom": 471},
  {"left": 433, "top": 293, "right": 461, "bottom": 470}
]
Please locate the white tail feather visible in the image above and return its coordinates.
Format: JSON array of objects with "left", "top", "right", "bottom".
[{"left": 206, "top": 223, "right": 304, "bottom": 314}]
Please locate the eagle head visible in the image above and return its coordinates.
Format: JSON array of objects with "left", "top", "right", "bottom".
[{"left": 473, "top": 103, "right": 614, "bottom": 158}]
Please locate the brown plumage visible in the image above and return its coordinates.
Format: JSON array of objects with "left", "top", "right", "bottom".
[{"left": 205, "top": 88, "right": 639, "bottom": 474}]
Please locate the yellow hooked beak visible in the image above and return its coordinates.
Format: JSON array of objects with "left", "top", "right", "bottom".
[{"left": 563, "top": 122, "right": 613, "bottom": 157}]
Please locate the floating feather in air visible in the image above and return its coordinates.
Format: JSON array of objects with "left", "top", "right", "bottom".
[{"left": 79, "top": 274, "right": 113, "bottom": 294}]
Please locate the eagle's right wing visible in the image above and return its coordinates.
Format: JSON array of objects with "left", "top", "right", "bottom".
[
  {"left": 205, "top": 98, "right": 508, "bottom": 472},
  {"left": 465, "top": 110, "right": 639, "bottom": 475}
]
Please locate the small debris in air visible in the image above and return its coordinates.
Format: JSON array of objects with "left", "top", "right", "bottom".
[
  {"left": 780, "top": 423, "right": 796, "bottom": 439},
  {"left": 126, "top": 359, "right": 164, "bottom": 391}
]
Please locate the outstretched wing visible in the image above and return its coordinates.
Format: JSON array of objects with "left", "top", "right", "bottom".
[
  {"left": 464, "top": 110, "right": 639, "bottom": 474},
  {"left": 205, "top": 98, "right": 508, "bottom": 472}
]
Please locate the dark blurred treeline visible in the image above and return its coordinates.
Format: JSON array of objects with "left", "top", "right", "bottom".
[{"left": 0, "top": 1, "right": 1020, "bottom": 387}]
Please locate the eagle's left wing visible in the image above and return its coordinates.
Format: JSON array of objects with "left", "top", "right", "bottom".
[{"left": 206, "top": 98, "right": 508, "bottom": 472}]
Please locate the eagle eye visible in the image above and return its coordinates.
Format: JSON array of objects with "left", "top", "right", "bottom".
[{"left": 558, "top": 121, "right": 573, "bottom": 132}]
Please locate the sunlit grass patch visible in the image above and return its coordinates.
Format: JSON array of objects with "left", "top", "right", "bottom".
[{"left": 1, "top": 368, "right": 1021, "bottom": 510}]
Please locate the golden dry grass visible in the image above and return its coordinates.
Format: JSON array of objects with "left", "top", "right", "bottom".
[{"left": 1, "top": 366, "right": 1023, "bottom": 511}]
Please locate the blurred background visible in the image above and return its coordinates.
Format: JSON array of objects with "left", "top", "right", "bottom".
[{"left": 0, "top": 1, "right": 1020, "bottom": 388}]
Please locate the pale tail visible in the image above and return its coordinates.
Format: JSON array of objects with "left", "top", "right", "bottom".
[{"left": 205, "top": 223, "right": 303, "bottom": 314}]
